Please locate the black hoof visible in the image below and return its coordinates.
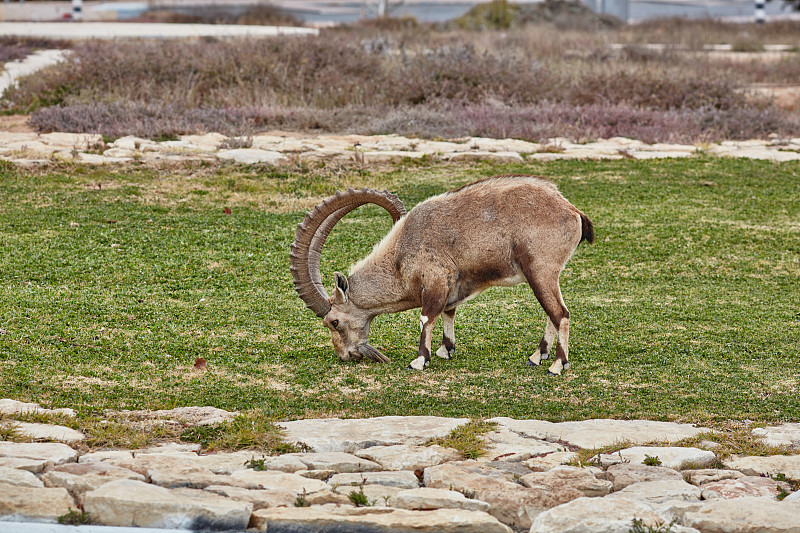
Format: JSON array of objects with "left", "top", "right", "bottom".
[
  {"left": 526, "top": 359, "right": 540, "bottom": 367},
  {"left": 547, "top": 371, "right": 560, "bottom": 377}
]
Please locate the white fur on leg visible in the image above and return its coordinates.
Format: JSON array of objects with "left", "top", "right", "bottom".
[
  {"left": 435, "top": 345, "right": 451, "bottom": 360},
  {"left": 547, "top": 359, "right": 565, "bottom": 375},
  {"left": 528, "top": 349, "right": 542, "bottom": 366},
  {"left": 408, "top": 355, "right": 428, "bottom": 370},
  {"left": 420, "top": 315, "right": 429, "bottom": 331}
]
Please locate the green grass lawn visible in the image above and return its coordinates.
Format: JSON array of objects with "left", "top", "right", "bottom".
[{"left": 1, "top": 157, "right": 798, "bottom": 425}]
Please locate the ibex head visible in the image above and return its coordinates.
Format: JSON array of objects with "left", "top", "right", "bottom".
[{"left": 289, "top": 188, "right": 406, "bottom": 363}]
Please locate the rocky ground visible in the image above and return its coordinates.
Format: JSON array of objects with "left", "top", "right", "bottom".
[
  {"left": 1, "top": 399, "right": 800, "bottom": 532},
  {"left": 2, "top": 130, "right": 800, "bottom": 168}
]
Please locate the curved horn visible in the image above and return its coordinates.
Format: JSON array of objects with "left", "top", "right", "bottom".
[{"left": 290, "top": 188, "right": 406, "bottom": 317}]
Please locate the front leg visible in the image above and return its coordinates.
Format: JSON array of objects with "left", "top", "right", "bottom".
[
  {"left": 408, "top": 284, "right": 448, "bottom": 371},
  {"left": 435, "top": 308, "right": 456, "bottom": 360}
]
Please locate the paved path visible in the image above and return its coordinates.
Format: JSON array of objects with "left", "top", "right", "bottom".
[
  {"left": 0, "top": 21, "right": 317, "bottom": 40},
  {"left": 0, "top": 399, "right": 799, "bottom": 532}
]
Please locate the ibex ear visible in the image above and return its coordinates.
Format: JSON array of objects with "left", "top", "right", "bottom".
[{"left": 333, "top": 272, "right": 349, "bottom": 304}]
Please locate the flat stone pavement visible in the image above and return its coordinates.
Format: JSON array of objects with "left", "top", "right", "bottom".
[
  {"left": 0, "top": 22, "right": 318, "bottom": 40},
  {"left": 1, "top": 399, "right": 800, "bottom": 533},
  {"left": 2, "top": 129, "right": 800, "bottom": 168}
]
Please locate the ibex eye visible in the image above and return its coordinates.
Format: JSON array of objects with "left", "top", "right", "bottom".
[{"left": 331, "top": 320, "right": 339, "bottom": 329}]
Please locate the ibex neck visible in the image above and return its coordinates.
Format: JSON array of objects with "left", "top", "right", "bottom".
[{"left": 348, "top": 260, "right": 416, "bottom": 315}]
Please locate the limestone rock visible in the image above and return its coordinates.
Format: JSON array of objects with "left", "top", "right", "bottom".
[
  {"left": 523, "top": 451, "right": 579, "bottom": 472},
  {"left": 7, "top": 421, "right": 85, "bottom": 443},
  {"left": 681, "top": 468, "right": 745, "bottom": 486},
  {"left": 489, "top": 418, "right": 710, "bottom": 449},
  {"left": 217, "top": 148, "right": 288, "bottom": 165},
  {"left": 287, "top": 451, "right": 382, "bottom": 473},
  {"left": 605, "top": 463, "right": 685, "bottom": 490},
  {"left": 520, "top": 466, "right": 612, "bottom": 501},
  {"left": 192, "top": 452, "right": 307, "bottom": 474},
  {"left": 683, "top": 496, "right": 800, "bottom": 532},
  {"left": 328, "top": 470, "right": 420, "bottom": 489},
  {"left": 299, "top": 469, "right": 335, "bottom": 480},
  {"left": 530, "top": 496, "right": 668, "bottom": 533},
  {"left": 121, "top": 406, "right": 237, "bottom": 427},
  {"left": 0, "top": 442, "right": 78, "bottom": 465},
  {"left": 340, "top": 484, "right": 404, "bottom": 507},
  {"left": 203, "top": 485, "right": 297, "bottom": 510},
  {"left": 250, "top": 506, "right": 513, "bottom": 533},
  {"left": 104, "top": 454, "right": 234, "bottom": 489},
  {"left": 362, "top": 150, "right": 425, "bottom": 163},
  {"left": 305, "top": 490, "right": 352, "bottom": 506},
  {"left": 724, "top": 454, "right": 800, "bottom": 483},
  {"left": 424, "top": 461, "right": 553, "bottom": 529},
  {"left": 135, "top": 442, "right": 202, "bottom": 454},
  {"left": 752, "top": 423, "right": 800, "bottom": 449},
  {"left": 394, "top": 487, "right": 490, "bottom": 512},
  {"left": 608, "top": 480, "right": 702, "bottom": 506},
  {"left": 0, "top": 481, "right": 75, "bottom": 523},
  {"left": 700, "top": 476, "right": 792, "bottom": 499},
  {"left": 278, "top": 416, "right": 469, "bottom": 453},
  {"left": 442, "top": 151, "right": 524, "bottom": 163},
  {"left": 355, "top": 444, "right": 460, "bottom": 471},
  {"left": 83, "top": 479, "right": 252, "bottom": 530},
  {"left": 230, "top": 469, "right": 330, "bottom": 494},
  {"left": 0, "top": 467, "right": 44, "bottom": 488},
  {"left": 595, "top": 446, "right": 716, "bottom": 470},
  {"left": 0, "top": 456, "right": 48, "bottom": 473},
  {"left": 0, "top": 399, "right": 74, "bottom": 417},
  {"left": 42, "top": 462, "right": 146, "bottom": 500},
  {"left": 79, "top": 450, "right": 135, "bottom": 463},
  {"left": 480, "top": 426, "right": 562, "bottom": 461}
]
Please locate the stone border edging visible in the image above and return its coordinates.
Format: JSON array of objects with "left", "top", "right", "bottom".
[{"left": 3, "top": 130, "right": 800, "bottom": 167}]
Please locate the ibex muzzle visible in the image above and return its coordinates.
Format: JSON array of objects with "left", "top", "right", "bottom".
[{"left": 290, "top": 175, "right": 594, "bottom": 375}]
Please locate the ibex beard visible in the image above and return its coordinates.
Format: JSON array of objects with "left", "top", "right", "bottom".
[{"left": 290, "top": 175, "right": 594, "bottom": 376}]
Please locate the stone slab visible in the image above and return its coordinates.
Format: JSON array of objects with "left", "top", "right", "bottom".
[
  {"left": 0, "top": 442, "right": 78, "bottom": 465},
  {"left": 595, "top": 446, "right": 716, "bottom": 470},
  {"left": 229, "top": 469, "right": 330, "bottom": 494},
  {"left": 83, "top": 479, "right": 252, "bottom": 530},
  {"left": 724, "top": 454, "right": 800, "bottom": 483},
  {"left": 701, "top": 476, "right": 791, "bottom": 499},
  {"left": 489, "top": 418, "right": 711, "bottom": 449},
  {"left": 8, "top": 422, "right": 85, "bottom": 443},
  {"left": 328, "top": 470, "right": 420, "bottom": 489},
  {"left": 683, "top": 496, "right": 800, "bottom": 533},
  {"left": 0, "top": 467, "right": 44, "bottom": 488},
  {"left": 0, "top": 481, "right": 75, "bottom": 523},
  {"left": 530, "top": 496, "right": 667, "bottom": 533},
  {"left": 606, "top": 480, "right": 702, "bottom": 505},
  {"left": 354, "top": 444, "right": 460, "bottom": 471},
  {"left": 394, "top": 487, "right": 490, "bottom": 512},
  {"left": 605, "top": 463, "right": 686, "bottom": 490},
  {"left": 752, "top": 423, "right": 800, "bottom": 449},
  {"left": 481, "top": 427, "right": 563, "bottom": 461},
  {"left": 250, "top": 506, "right": 513, "bottom": 533},
  {"left": 287, "top": 451, "right": 382, "bottom": 473},
  {"left": 278, "top": 416, "right": 469, "bottom": 453}
]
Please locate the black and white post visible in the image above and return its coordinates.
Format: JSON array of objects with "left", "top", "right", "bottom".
[
  {"left": 755, "top": 0, "right": 766, "bottom": 23},
  {"left": 72, "top": 0, "right": 83, "bottom": 21}
]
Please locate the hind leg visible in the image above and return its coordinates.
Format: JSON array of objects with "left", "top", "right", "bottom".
[
  {"left": 436, "top": 308, "right": 456, "bottom": 360},
  {"left": 522, "top": 267, "right": 571, "bottom": 376},
  {"left": 527, "top": 316, "right": 557, "bottom": 367}
]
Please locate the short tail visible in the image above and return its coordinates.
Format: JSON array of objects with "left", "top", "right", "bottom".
[{"left": 580, "top": 212, "right": 595, "bottom": 244}]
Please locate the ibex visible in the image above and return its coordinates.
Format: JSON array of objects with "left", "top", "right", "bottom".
[{"left": 290, "top": 175, "right": 594, "bottom": 376}]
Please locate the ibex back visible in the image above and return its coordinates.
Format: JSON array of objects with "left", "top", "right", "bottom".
[{"left": 290, "top": 175, "right": 594, "bottom": 376}]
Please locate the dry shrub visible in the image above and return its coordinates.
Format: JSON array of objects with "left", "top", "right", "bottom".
[{"left": 12, "top": 22, "right": 800, "bottom": 142}]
